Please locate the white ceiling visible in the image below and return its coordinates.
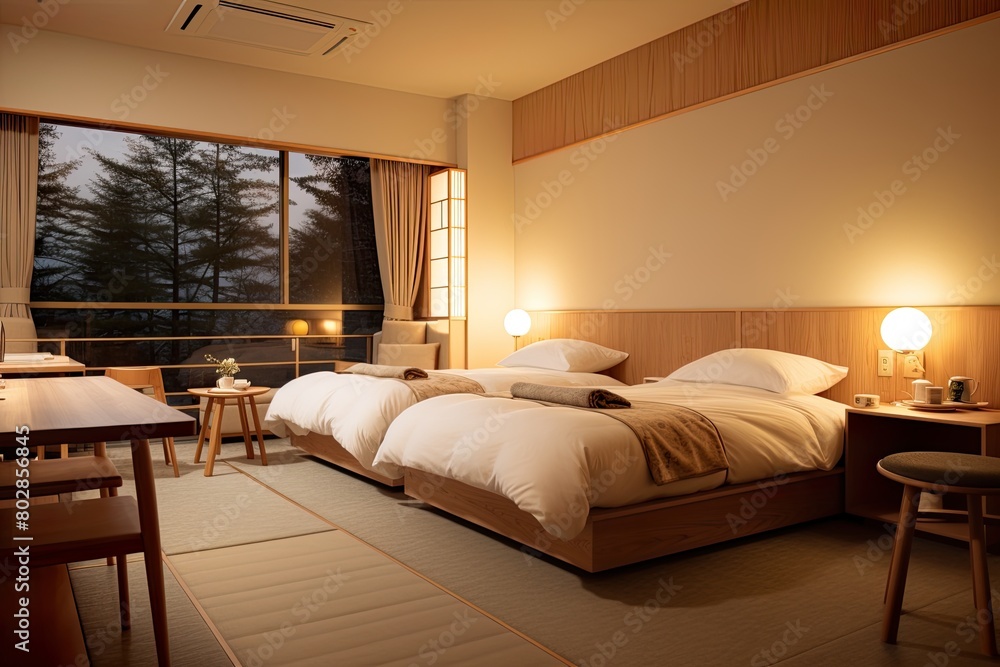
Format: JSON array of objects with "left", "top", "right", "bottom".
[{"left": 0, "top": 0, "right": 736, "bottom": 100}]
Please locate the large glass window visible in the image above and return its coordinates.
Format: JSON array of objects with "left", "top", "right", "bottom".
[{"left": 30, "top": 122, "right": 384, "bottom": 390}]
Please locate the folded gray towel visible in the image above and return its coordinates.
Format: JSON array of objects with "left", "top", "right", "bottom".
[
  {"left": 341, "top": 363, "right": 428, "bottom": 380},
  {"left": 510, "top": 382, "right": 631, "bottom": 409}
]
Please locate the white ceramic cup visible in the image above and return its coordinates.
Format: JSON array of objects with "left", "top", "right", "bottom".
[
  {"left": 233, "top": 378, "right": 251, "bottom": 389},
  {"left": 947, "top": 376, "right": 979, "bottom": 403},
  {"left": 217, "top": 376, "right": 235, "bottom": 389},
  {"left": 925, "top": 386, "right": 943, "bottom": 404},
  {"left": 912, "top": 379, "right": 931, "bottom": 403}
]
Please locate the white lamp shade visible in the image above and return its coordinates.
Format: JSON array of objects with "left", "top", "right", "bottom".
[
  {"left": 504, "top": 309, "right": 531, "bottom": 337},
  {"left": 880, "top": 307, "right": 932, "bottom": 352}
]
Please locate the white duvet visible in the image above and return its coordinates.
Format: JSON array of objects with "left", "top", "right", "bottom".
[
  {"left": 263, "top": 367, "right": 625, "bottom": 478},
  {"left": 373, "top": 380, "right": 846, "bottom": 540}
]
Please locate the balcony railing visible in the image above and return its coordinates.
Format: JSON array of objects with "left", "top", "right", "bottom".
[{"left": 3, "top": 333, "right": 373, "bottom": 413}]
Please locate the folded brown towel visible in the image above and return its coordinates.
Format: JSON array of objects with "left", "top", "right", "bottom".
[
  {"left": 510, "top": 382, "right": 631, "bottom": 409},
  {"left": 341, "top": 363, "right": 428, "bottom": 380}
]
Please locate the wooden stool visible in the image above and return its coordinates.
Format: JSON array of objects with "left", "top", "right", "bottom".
[
  {"left": 0, "top": 445, "right": 132, "bottom": 629},
  {"left": 877, "top": 451, "right": 1000, "bottom": 656},
  {"left": 104, "top": 367, "right": 180, "bottom": 477}
]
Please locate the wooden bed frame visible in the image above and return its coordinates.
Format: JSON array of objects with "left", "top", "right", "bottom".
[
  {"left": 397, "top": 306, "right": 1000, "bottom": 570},
  {"left": 406, "top": 467, "right": 844, "bottom": 572},
  {"left": 291, "top": 431, "right": 403, "bottom": 487}
]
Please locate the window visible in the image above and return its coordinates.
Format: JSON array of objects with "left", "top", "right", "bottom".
[{"left": 31, "top": 122, "right": 384, "bottom": 387}]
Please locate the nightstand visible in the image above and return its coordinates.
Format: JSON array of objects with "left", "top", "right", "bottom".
[{"left": 846, "top": 405, "right": 1000, "bottom": 547}]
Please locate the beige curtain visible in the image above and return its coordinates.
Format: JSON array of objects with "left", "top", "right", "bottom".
[
  {"left": 0, "top": 113, "right": 39, "bottom": 318},
  {"left": 370, "top": 159, "right": 432, "bottom": 321}
]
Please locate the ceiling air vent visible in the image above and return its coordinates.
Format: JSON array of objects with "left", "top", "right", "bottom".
[{"left": 166, "top": 0, "right": 371, "bottom": 56}]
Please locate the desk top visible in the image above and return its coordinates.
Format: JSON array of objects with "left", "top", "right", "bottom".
[
  {"left": 0, "top": 354, "right": 85, "bottom": 374},
  {"left": 0, "top": 376, "right": 196, "bottom": 447}
]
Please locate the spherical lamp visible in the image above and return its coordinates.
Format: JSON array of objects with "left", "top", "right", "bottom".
[
  {"left": 503, "top": 309, "right": 531, "bottom": 338},
  {"left": 880, "top": 307, "right": 932, "bottom": 352}
]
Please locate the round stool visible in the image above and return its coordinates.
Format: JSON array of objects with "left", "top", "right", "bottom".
[{"left": 877, "top": 451, "right": 1000, "bottom": 656}]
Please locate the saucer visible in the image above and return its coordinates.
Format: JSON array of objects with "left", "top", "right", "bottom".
[
  {"left": 901, "top": 400, "right": 957, "bottom": 412},
  {"left": 944, "top": 400, "right": 989, "bottom": 409}
]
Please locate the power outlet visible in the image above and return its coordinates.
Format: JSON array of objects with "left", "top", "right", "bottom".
[{"left": 877, "top": 350, "right": 893, "bottom": 377}]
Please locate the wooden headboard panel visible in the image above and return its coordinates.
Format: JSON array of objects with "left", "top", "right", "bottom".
[{"left": 527, "top": 307, "right": 1000, "bottom": 407}]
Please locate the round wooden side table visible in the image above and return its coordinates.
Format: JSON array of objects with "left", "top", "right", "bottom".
[{"left": 187, "top": 385, "right": 270, "bottom": 476}]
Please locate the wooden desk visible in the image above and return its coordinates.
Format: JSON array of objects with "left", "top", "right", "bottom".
[
  {"left": 0, "top": 376, "right": 196, "bottom": 666},
  {"left": 846, "top": 404, "right": 1000, "bottom": 547},
  {"left": 0, "top": 355, "right": 85, "bottom": 375},
  {"left": 188, "top": 386, "right": 270, "bottom": 477}
]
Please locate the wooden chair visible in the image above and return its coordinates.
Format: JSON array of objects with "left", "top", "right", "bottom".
[
  {"left": 0, "top": 445, "right": 131, "bottom": 629},
  {"left": 103, "top": 367, "right": 180, "bottom": 477},
  {"left": 878, "top": 451, "right": 1000, "bottom": 656}
]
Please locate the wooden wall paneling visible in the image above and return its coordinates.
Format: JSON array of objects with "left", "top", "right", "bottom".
[
  {"left": 920, "top": 307, "right": 1000, "bottom": 408},
  {"left": 528, "top": 310, "right": 738, "bottom": 385},
  {"left": 512, "top": 1, "right": 1000, "bottom": 161},
  {"left": 525, "top": 307, "right": 1000, "bottom": 404},
  {"left": 741, "top": 308, "right": 890, "bottom": 405}
]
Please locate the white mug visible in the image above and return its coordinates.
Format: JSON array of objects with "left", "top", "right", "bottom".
[
  {"left": 217, "top": 376, "right": 235, "bottom": 389},
  {"left": 948, "top": 376, "right": 979, "bottom": 403},
  {"left": 911, "top": 379, "right": 931, "bottom": 403},
  {"left": 233, "top": 378, "right": 251, "bottom": 389}
]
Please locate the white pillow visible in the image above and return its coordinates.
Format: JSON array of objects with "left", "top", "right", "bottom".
[
  {"left": 666, "top": 348, "right": 848, "bottom": 394},
  {"left": 497, "top": 339, "right": 628, "bottom": 373}
]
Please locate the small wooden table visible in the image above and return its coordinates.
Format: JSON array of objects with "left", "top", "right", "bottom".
[{"left": 188, "top": 386, "right": 270, "bottom": 476}]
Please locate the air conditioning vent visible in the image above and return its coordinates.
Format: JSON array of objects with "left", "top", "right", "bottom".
[{"left": 166, "top": 0, "right": 371, "bottom": 56}]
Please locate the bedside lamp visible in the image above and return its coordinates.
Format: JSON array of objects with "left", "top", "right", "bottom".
[
  {"left": 880, "top": 307, "right": 932, "bottom": 374},
  {"left": 504, "top": 309, "right": 531, "bottom": 349}
]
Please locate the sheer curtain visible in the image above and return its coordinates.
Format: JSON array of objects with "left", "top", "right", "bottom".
[
  {"left": 370, "top": 159, "right": 433, "bottom": 321},
  {"left": 0, "top": 113, "right": 39, "bottom": 319}
]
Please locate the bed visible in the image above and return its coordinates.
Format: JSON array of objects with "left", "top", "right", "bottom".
[
  {"left": 373, "top": 348, "right": 850, "bottom": 571},
  {"left": 263, "top": 339, "right": 629, "bottom": 486}
]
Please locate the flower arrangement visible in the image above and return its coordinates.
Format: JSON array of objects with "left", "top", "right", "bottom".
[{"left": 205, "top": 354, "right": 240, "bottom": 377}]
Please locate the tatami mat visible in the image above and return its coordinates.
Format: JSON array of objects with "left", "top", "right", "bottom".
[
  {"left": 103, "top": 439, "right": 332, "bottom": 555},
  {"left": 169, "top": 531, "right": 566, "bottom": 666}
]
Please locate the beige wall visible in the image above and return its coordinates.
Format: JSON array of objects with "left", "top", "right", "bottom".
[
  {"left": 0, "top": 26, "right": 455, "bottom": 163},
  {"left": 511, "top": 19, "right": 1000, "bottom": 311},
  {"left": 456, "top": 95, "right": 516, "bottom": 367}
]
